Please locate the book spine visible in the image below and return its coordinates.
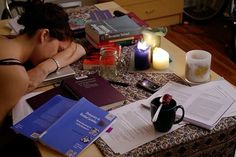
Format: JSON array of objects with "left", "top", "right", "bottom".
[
  {"left": 86, "top": 34, "right": 116, "bottom": 49},
  {"left": 85, "top": 22, "right": 141, "bottom": 43},
  {"left": 100, "top": 29, "right": 141, "bottom": 42},
  {"left": 86, "top": 34, "right": 142, "bottom": 48},
  {"left": 85, "top": 23, "right": 101, "bottom": 44},
  {"left": 127, "top": 12, "right": 149, "bottom": 27}
]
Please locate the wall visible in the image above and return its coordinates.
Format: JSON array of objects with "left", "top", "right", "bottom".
[{"left": 0, "top": 0, "right": 5, "bottom": 18}]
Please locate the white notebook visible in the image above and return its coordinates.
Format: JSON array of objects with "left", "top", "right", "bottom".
[{"left": 39, "top": 65, "right": 75, "bottom": 87}]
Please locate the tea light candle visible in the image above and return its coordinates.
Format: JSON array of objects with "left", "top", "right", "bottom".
[
  {"left": 152, "top": 47, "right": 169, "bottom": 70},
  {"left": 134, "top": 41, "right": 150, "bottom": 70}
]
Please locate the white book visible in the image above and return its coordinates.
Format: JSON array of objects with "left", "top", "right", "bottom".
[
  {"left": 143, "top": 79, "right": 236, "bottom": 130},
  {"left": 39, "top": 65, "right": 75, "bottom": 87}
]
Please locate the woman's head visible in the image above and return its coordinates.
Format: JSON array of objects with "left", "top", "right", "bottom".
[
  {"left": 18, "top": 1, "right": 73, "bottom": 41},
  {"left": 17, "top": 1, "right": 74, "bottom": 65}
]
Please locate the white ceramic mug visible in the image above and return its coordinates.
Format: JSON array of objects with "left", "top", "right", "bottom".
[{"left": 185, "top": 50, "right": 212, "bottom": 83}]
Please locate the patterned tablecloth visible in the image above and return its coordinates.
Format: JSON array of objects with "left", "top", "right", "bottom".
[{"left": 72, "top": 45, "right": 236, "bottom": 157}]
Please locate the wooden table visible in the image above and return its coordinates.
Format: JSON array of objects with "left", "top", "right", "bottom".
[{"left": 0, "top": 2, "right": 223, "bottom": 157}]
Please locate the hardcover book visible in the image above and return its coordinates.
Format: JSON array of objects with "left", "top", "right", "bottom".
[
  {"left": 65, "top": 6, "right": 112, "bottom": 37},
  {"left": 61, "top": 73, "right": 126, "bottom": 110},
  {"left": 85, "top": 33, "right": 142, "bottom": 49},
  {"left": 12, "top": 95, "right": 117, "bottom": 157},
  {"left": 27, "top": 73, "right": 126, "bottom": 111},
  {"left": 85, "top": 15, "right": 142, "bottom": 43}
]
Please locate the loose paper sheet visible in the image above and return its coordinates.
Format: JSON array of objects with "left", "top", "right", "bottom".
[
  {"left": 101, "top": 100, "right": 185, "bottom": 154},
  {"left": 12, "top": 92, "right": 41, "bottom": 124}
]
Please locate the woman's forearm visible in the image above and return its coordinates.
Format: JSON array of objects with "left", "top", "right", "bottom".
[
  {"left": 26, "top": 58, "right": 58, "bottom": 92},
  {"left": 53, "top": 42, "right": 86, "bottom": 68}
]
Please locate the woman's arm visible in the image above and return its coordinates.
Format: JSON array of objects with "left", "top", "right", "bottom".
[
  {"left": 26, "top": 42, "right": 86, "bottom": 92},
  {"left": 52, "top": 42, "right": 86, "bottom": 68}
]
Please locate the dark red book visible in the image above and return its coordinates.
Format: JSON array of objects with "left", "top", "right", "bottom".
[
  {"left": 127, "top": 12, "right": 149, "bottom": 28},
  {"left": 27, "top": 73, "right": 126, "bottom": 111},
  {"left": 85, "top": 33, "right": 142, "bottom": 49}
]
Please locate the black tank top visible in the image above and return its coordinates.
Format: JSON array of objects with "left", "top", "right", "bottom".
[{"left": 0, "top": 58, "right": 23, "bottom": 66}]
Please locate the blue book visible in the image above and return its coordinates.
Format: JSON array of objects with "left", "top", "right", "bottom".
[{"left": 12, "top": 95, "right": 117, "bottom": 157}]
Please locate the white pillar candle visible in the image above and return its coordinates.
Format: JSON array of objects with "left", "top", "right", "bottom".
[
  {"left": 185, "top": 50, "right": 211, "bottom": 83},
  {"left": 152, "top": 47, "right": 169, "bottom": 70}
]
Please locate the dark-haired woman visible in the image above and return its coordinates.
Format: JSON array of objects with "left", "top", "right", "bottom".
[{"left": 0, "top": 2, "right": 86, "bottom": 124}]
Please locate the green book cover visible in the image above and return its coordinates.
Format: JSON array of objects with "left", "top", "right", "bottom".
[{"left": 85, "top": 15, "right": 142, "bottom": 43}]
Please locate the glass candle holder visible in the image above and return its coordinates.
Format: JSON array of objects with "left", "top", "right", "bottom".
[
  {"left": 134, "top": 41, "right": 151, "bottom": 70},
  {"left": 99, "top": 46, "right": 119, "bottom": 80},
  {"left": 142, "top": 27, "right": 167, "bottom": 48}
]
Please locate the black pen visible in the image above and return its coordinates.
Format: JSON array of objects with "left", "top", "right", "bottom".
[{"left": 108, "top": 80, "right": 129, "bottom": 87}]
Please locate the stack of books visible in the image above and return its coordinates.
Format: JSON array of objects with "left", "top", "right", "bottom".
[
  {"left": 85, "top": 15, "right": 143, "bottom": 48},
  {"left": 65, "top": 6, "right": 113, "bottom": 37}
]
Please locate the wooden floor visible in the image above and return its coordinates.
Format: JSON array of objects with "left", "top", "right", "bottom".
[{"left": 165, "top": 16, "right": 236, "bottom": 86}]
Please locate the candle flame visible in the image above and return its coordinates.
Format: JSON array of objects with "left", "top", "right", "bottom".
[{"left": 137, "top": 41, "right": 149, "bottom": 50}]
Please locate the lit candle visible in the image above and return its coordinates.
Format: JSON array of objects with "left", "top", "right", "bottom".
[
  {"left": 152, "top": 47, "right": 169, "bottom": 70},
  {"left": 134, "top": 41, "right": 151, "bottom": 70}
]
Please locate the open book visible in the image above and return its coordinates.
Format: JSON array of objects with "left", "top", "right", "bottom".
[
  {"left": 12, "top": 95, "right": 117, "bottom": 157},
  {"left": 143, "top": 79, "right": 236, "bottom": 130}
]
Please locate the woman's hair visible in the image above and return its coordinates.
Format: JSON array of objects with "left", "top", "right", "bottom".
[{"left": 18, "top": 1, "right": 73, "bottom": 41}]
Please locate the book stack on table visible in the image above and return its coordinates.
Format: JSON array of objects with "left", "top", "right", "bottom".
[{"left": 85, "top": 15, "right": 143, "bottom": 48}]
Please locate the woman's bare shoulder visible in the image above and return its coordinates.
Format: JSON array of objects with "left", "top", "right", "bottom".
[
  {"left": 0, "top": 66, "right": 29, "bottom": 122},
  {"left": 0, "top": 66, "right": 29, "bottom": 95}
]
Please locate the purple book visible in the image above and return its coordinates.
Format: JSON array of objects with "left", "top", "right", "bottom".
[
  {"left": 62, "top": 73, "right": 126, "bottom": 110},
  {"left": 89, "top": 10, "right": 113, "bottom": 21},
  {"left": 27, "top": 73, "right": 125, "bottom": 111}
]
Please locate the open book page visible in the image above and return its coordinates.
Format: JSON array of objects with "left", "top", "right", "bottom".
[
  {"left": 192, "top": 79, "right": 236, "bottom": 118},
  {"left": 144, "top": 79, "right": 236, "bottom": 130},
  {"left": 183, "top": 80, "right": 235, "bottom": 129},
  {"left": 101, "top": 100, "right": 185, "bottom": 154},
  {"left": 12, "top": 92, "right": 42, "bottom": 125},
  {"left": 224, "top": 101, "right": 236, "bottom": 117}
]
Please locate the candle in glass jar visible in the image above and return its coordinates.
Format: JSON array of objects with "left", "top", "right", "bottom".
[
  {"left": 134, "top": 41, "right": 151, "bottom": 70},
  {"left": 142, "top": 29, "right": 161, "bottom": 48},
  {"left": 152, "top": 47, "right": 169, "bottom": 70}
]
